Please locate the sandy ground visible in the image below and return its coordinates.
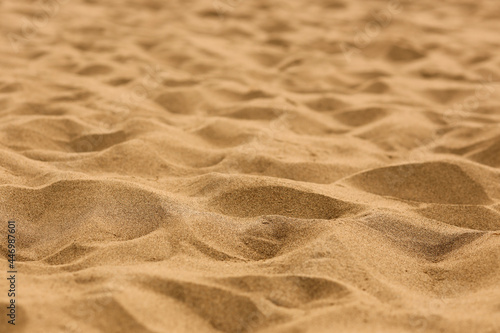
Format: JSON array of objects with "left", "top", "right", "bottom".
[{"left": 1, "top": 0, "right": 500, "bottom": 332}]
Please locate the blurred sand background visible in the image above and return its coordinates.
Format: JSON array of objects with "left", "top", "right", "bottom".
[{"left": 0, "top": 0, "right": 500, "bottom": 332}]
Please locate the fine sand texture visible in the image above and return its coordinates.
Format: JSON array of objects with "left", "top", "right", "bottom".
[{"left": 1, "top": 0, "right": 500, "bottom": 332}]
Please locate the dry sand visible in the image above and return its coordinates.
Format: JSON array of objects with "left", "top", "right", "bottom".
[{"left": 1, "top": 0, "right": 500, "bottom": 332}]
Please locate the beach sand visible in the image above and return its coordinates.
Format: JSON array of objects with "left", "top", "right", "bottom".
[{"left": 0, "top": 0, "right": 500, "bottom": 332}]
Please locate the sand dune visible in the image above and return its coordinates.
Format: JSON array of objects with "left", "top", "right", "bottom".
[{"left": 1, "top": 0, "right": 500, "bottom": 332}]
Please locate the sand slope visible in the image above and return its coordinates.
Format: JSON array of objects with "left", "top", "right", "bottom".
[{"left": 1, "top": 0, "right": 500, "bottom": 332}]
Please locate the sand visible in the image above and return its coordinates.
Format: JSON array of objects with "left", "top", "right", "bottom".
[{"left": 1, "top": 0, "right": 500, "bottom": 332}]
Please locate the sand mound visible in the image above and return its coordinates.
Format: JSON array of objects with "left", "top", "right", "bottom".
[
  {"left": 209, "top": 186, "right": 360, "bottom": 219},
  {"left": 343, "top": 161, "right": 492, "bottom": 204}
]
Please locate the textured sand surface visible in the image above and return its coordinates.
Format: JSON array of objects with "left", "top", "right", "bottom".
[{"left": 1, "top": 0, "right": 500, "bottom": 332}]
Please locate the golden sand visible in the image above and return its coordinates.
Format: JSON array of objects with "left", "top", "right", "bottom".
[{"left": 0, "top": 0, "right": 499, "bottom": 332}]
